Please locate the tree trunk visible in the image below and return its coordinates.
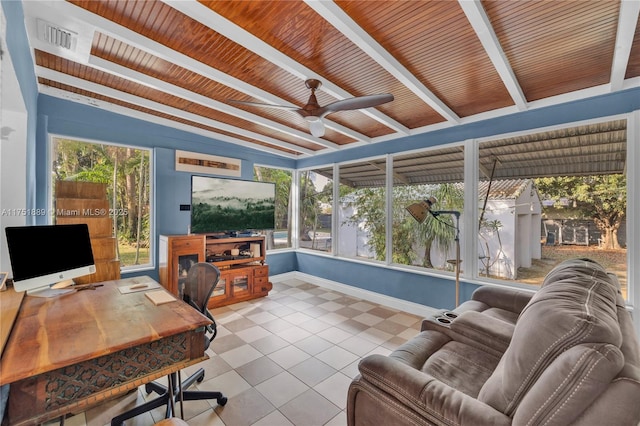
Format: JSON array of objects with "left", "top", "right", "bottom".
[
  {"left": 125, "top": 148, "right": 137, "bottom": 240},
  {"left": 134, "top": 153, "right": 145, "bottom": 264},
  {"left": 594, "top": 216, "right": 622, "bottom": 250},
  {"left": 422, "top": 238, "right": 434, "bottom": 268},
  {"left": 611, "top": 222, "right": 621, "bottom": 249},
  {"left": 112, "top": 157, "right": 120, "bottom": 261}
]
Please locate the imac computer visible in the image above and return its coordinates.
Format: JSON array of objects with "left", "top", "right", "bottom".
[{"left": 5, "top": 224, "right": 96, "bottom": 296}]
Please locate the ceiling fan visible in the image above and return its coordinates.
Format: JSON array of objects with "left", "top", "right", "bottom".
[{"left": 228, "top": 79, "right": 394, "bottom": 138}]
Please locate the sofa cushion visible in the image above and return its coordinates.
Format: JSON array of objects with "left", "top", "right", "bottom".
[
  {"left": 390, "top": 331, "right": 500, "bottom": 398},
  {"left": 466, "top": 285, "right": 534, "bottom": 324},
  {"left": 477, "top": 259, "right": 622, "bottom": 417},
  {"left": 422, "top": 340, "right": 500, "bottom": 398},
  {"left": 355, "top": 353, "right": 511, "bottom": 426}
]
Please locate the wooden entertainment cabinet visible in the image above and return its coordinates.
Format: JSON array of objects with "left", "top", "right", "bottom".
[{"left": 159, "top": 234, "right": 272, "bottom": 308}]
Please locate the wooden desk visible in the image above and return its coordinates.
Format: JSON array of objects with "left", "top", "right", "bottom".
[
  {"left": 0, "top": 277, "right": 211, "bottom": 426},
  {"left": 0, "top": 285, "right": 24, "bottom": 356}
]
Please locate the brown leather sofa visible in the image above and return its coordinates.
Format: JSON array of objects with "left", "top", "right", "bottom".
[{"left": 347, "top": 259, "right": 640, "bottom": 425}]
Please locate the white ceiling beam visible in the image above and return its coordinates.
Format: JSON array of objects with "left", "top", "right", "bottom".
[
  {"left": 458, "top": 0, "right": 528, "bottom": 111},
  {"left": 37, "top": 66, "right": 318, "bottom": 156},
  {"left": 42, "top": 1, "right": 360, "bottom": 147},
  {"left": 609, "top": 0, "right": 640, "bottom": 92},
  {"left": 32, "top": 2, "right": 279, "bottom": 104},
  {"left": 48, "top": 0, "right": 375, "bottom": 146},
  {"left": 306, "top": 0, "right": 461, "bottom": 124},
  {"left": 39, "top": 86, "right": 302, "bottom": 159},
  {"left": 162, "top": 0, "right": 409, "bottom": 136},
  {"left": 88, "top": 56, "right": 340, "bottom": 150}
]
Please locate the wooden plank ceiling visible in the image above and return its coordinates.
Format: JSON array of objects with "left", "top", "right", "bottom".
[{"left": 21, "top": 0, "right": 640, "bottom": 159}]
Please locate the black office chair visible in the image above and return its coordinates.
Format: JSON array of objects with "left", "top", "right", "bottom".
[{"left": 111, "top": 263, "right": 227, "bottom": 425}]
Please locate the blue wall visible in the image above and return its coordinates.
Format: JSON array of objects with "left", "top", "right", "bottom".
[
  {"left": 296, "top": 253, "right": 475, "bottom": 310},
  {"left": 292, "top": 87, "right": 640, "bottom": 309},
  {"left": 32, "top": 82, "right": 640, "bottom": 311},
  {"left": 298, "top": 87, "right": 640, "bottom": 169},
  {"left": 36, "top": 96, "right": 299, "bottom": 279},
  {"left": 2, "top": 0, "right": 39, "bottom": 221},
  {"left": 6, "top": 0, "right": 640, "bottom": 310}
]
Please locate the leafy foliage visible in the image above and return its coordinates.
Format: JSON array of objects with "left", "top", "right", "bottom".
[
  {"left": 254, "top": 166, "right": 291, "bottom": 230},
  {"left": 52, "top": 139, "right": 151, "bottom": 265},
  {"left": 342, "top": 182, "right": 463, "bottom": 268},
  {"left": 535, "top": 175, "right": 626, "bottom": 249}
]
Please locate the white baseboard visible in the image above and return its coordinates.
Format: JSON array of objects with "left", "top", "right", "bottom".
[{"left": 271, "top": 271, "right": 441, "bottom": 318}]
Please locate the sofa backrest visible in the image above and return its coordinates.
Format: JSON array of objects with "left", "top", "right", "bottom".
[
  {"left": 559, "top": 290, "right": 640, "bottom": 426},
  {"left": 477, "top": 258, "right": 629, "bottom": 424}
]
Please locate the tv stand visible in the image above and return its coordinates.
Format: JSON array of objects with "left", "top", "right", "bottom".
[
  {"left": 209, "top": 233, "right": 232, "bottom": 239},
  {"left": 159, "top": 234, "right": 272, "bottom": 309}
]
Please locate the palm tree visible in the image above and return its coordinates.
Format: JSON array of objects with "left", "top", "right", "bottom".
[{"left": 411, "top": 183, "right": 464, "bottom": 268}]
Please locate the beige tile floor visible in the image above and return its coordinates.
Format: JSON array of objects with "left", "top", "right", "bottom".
[{"left": 50, "top": 278, "right": 427, "bottom": 426}]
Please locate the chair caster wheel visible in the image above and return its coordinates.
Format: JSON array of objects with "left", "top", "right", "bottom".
[
  {"left": 144, "top": 383, "right": 153, "bottom": 394},
  {"left": 218, "top": 397, "right": 228, "bottom": 406},
  {"left": 197, "top": 372, "right": 205, "bottom": 383}
]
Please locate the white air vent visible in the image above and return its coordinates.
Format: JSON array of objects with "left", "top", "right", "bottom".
[{"left": 37, "top": 19, "right": 77, "bottom": 50}]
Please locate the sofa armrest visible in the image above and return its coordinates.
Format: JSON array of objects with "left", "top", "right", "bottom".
[
  {"left": 449, "top": 310, "right": 514, "bottom": 353},
  {"left": 471, "top": 285, "right": 533, "bottom": 314},
  {"left": 357, "top": 354, "right": 510, "bottom": 426},
  {"left": 420, "top": 311, "right": 513, "bottom": 358}
]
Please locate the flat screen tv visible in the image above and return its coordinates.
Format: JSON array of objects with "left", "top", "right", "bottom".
[
  {"left": 5, "top": 224, "right": 96, "bottom": 295},
  {"left": 191, "top": 176, "right": 276, "bottom": 235}
]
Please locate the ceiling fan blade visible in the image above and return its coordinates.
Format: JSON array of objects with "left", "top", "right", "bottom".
[
  {"left": 308, "top": 119, "right": 325, "bottom": 137},
  {"left": 319, "top": 93, "right": 394, "bottom": 117},
  {"left": 227, "top": 99, "right": 300, "bottom": 112}
]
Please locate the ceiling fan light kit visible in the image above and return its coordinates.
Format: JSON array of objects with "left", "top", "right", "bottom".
[{"left": 228, "top": 79, "right": 394, "bottom": 138}]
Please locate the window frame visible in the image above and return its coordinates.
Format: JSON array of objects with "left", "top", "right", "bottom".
[
  {"left": 253, "top": 163, "right": 295, "bottom": 252},
  {"left": 295, "top": 112, "right": 636, "bottom": 309},
  {"left": 469, "top": 113, "right": 633, "bottom": 299},
  {"left": 47, "top": 133, "right": 155, "bottom": 273},
  {"left": 297, "top": 163, "right": 336, "bottom": 256}
]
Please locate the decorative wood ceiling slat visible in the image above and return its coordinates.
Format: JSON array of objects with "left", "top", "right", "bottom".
[
  {"left": 337, "top": 0, "right": 514, "bottom": 117},
  {"left": 36, "top": 50, "right": 327, "bottom": 152},
  {"left": 22, "top": 1, "right": 636, "bottom": 161},
  {"left": 200, "top": 0, "right": 442, "bottom": 129},
  {"left": 483, "top": 0, "right": 620, "bottom": 101},
  {"left": 626, "top": 16, "right": 640, "bottom": 79},
  {"left": 39, "top": 77, "right": 302, "bottom": 156},
  {"left": 91, "top": 33, "right": 356, "bottom": 145},
  {"left": 71, "top": 0, "right": 394, "bottom": 138}
]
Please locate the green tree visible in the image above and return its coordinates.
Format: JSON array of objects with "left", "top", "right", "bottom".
[
  {"left": 414, "top": 184, "right": 463, "bottom": 268},
  {"left": 535, "top": 175, "right": 626, "bottom": 249},
  {"left": 342, "top": 186, "right": 386, "bottom": 260},
  {"left": 298, "top": 171, "right": 333, "bottom": 245},
  {"left": 254, "top": 166, "right": 292, "bottom": 247},
  {"left": 52, "top": 139, "right": 150, "bottom": 265},
  {"left": 344, "top": 183, "right": 463, "bottom": 267},
  {"left": 254, "top": 167, "right": 287, "bottom": 228}
]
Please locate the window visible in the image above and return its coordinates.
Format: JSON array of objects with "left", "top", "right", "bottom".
[
  {"left": 476, "top": 119, "right": 628, "bottom": 298},
  {"left": 337, "top": 159, "right": 387, "bottom": 260},
  {"left": 391, "top": 147, "right": 465, "bottom": 271},
  {"left": 299, "top": 167, "right": 333, "bottom": 252},
  {"left": 51, "top": 137, "right": 152, "bottom": 270},
  {"left": 290, "top": 118, "right": 632, "bottom": 305},
  {"left": 253, "top": 165, "right": 292, "bottom": 250}
]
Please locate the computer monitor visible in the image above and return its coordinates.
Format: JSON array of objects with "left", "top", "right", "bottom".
[{"left": 5, "top": 224, "right": 96, "bottom": 295}]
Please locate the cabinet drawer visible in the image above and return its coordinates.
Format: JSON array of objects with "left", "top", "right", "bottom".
[
  {"left": 254, "top": 266, "right": 269, "bottom": 277},
  {"left": 254, "top": 276, "right": 269, "bottom": 286},
  {"left": 172, "top": 235, "right": 204, "bottom": 251}
]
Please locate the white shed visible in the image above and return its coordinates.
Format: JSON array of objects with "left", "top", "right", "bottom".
[{"left": 478, "top": 179, "right": 543, "bottom": 279}]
